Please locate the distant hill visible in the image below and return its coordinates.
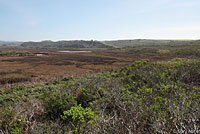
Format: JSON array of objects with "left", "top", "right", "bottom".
[
  {"left": 3, "top": 39, "right": 200, "bottom": 48},
  {"left": 102, "top": 39, "right": 200, "bottom": 48},
  {"left": 21, "top": 40, "right": 113, "bottom": 48},
  {"left": 0, "top": 41, "right": 23, "bottom": 46}
]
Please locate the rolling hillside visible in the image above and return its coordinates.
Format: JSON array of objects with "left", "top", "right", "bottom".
[
  {"left": 0, "top": 41, "right": 23, "bottom": 46},
  {"left": 21, "top": 40, "right": 113, "bottom": 48},
  {"left": 102, "top": 39, "right": 200, "bottom": 48}
]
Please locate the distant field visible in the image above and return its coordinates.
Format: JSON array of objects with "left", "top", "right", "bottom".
[
  {"left": 0, "top": 47, "right": 175, "bottom": 86},
  {"left": 1, "top": 43, "right": 200, "bottom": 86}
]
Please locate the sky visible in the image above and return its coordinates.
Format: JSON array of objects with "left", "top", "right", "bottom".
[{"left": 0, "top": 0, "right": 200, "bottom": 41}]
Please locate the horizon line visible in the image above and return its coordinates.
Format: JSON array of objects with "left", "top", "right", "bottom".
[{"left": 1, "top": 38, "right": 200, "bottom": 42}]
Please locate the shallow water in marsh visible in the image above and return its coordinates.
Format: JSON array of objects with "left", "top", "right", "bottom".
[{"left": 58, "top": 51, "right": 92, "bottom": 53}]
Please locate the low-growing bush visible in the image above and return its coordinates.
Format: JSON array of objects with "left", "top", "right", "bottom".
[
  {"left": 157, "top": 49, "right": 170, "bottom": 54},
  {"left": 1, "top": 58, "right": 200, "bottom": 133},
  {"left": 0, "top": 109, "right": 24, "bottom": 134},
  {"left": 61, "top": 104, "right": 97, "bottom": 134},
  {"left": 42, "top": 90, "right": 77, "bottom": 119}
]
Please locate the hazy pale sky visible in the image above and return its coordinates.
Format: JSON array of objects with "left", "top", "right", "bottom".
[{"left": 0, "top": 0, "right": 200, "bottom": 41}]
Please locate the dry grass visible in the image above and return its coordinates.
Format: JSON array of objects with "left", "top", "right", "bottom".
[{"left": 0, "top": 48, "right": 173, "bottom": 86}]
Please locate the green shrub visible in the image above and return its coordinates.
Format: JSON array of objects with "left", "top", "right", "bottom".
[
  {"left": 42, "top": 91, "right": 77, "bottom": 119},
  {"left": 61, "top": 104, "right": 97, "bottom": 134},
  {"left": 157, "top": 49, "right": 170, "bottom": 54},
  {"left": 76, "top": 88, "right": 98, "bottom": 108},
  {"left": 0, "top": 109, "right": 24, "bottom": 134}
]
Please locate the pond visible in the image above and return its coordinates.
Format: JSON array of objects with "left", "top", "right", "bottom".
[
  {"left": 35, "top": 53, "right": 48, "bottom": 56},
  {"left": 58, "top": 51, "right": 92, "bottom": 53}
]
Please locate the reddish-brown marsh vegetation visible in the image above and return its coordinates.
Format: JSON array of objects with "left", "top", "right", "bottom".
[{"left": 0, "top": 48, "right": 173, "bottom": 86}]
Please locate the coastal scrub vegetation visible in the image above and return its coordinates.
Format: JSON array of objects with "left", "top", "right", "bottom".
[{"left": 0, "top": 57, "right": 200, "bottom": 133}]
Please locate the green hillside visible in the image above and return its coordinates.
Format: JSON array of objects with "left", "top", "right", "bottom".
[
  {"left": 102, "top": 39, "right": 200, "bottom": 48},
  {"left": 21, "top": 40, "right": 113, "bottom": 49},
  {"left": 0, "top": 41, "right": 23, "bottom": 46}
]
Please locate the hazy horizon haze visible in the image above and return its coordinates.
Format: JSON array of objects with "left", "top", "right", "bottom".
[{"left": 0, "top": 0, "right": 200, "bottom": 41}]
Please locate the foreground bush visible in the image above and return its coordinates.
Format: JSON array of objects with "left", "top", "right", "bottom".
[
  {"left": 61, "top": 104, "right": 97, "bottom": 134},
  {"left": 42, "top": 90, "right": 77, "bottom": 119},
  {"left": 0, "top": 58, "right": 200, "bottom": 133}
]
